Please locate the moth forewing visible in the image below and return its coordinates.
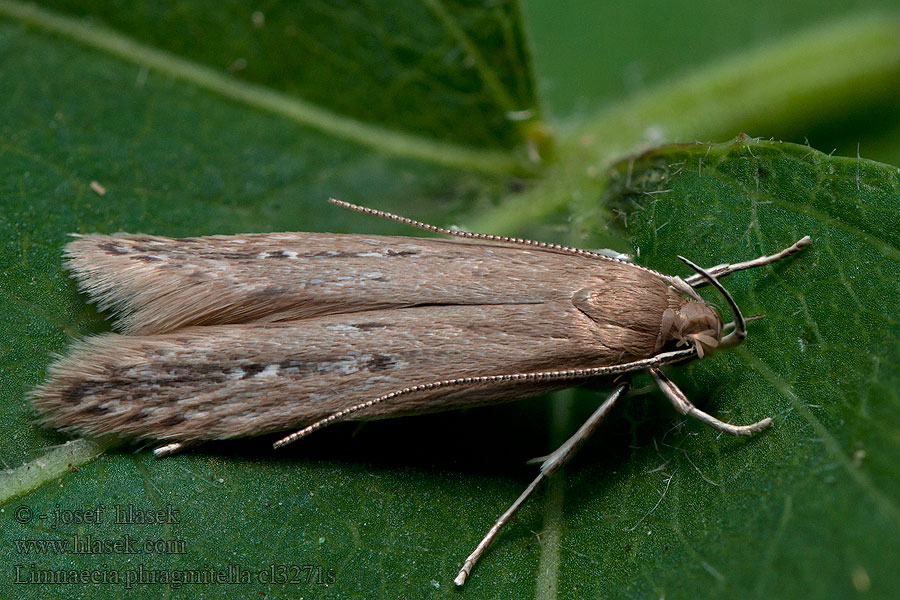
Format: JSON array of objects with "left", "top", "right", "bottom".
[
  {"left": 63, "top": 231, "right": 673, "bottom": 336},
  {"left": 32, "top": 199, "right": 812, "bottom": 586}
]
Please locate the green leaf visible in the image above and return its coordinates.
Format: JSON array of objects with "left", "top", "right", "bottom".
[
  {"left": 577, "top": 136, "right": 898, "bottom": 598},
  {"left": 472, "top": 12, "right": 900, "bottom": 235},
  {"left": 1, "top": 2, "right": 899, "bottom": 599},
  {"left": 0, "top": 3, "right": 535, "bottom": 598},
  {"left": 28, "top": 0, "right": 538, "bottom": 150}
]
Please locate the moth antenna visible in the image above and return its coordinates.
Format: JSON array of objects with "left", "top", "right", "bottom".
[
  {"left": 677, "top": 255, "right": 746, "bottom": 349},
  {"left": 272, "top": 348, "right": 696, "bottom": 449},
  {"left": 328, "top": 198, "right": 620, "bottom": 261}
]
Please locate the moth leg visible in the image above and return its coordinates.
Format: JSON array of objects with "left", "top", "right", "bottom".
[
  {"left": 649, "top": 368, "right": 772, "bottom": 436},
  {"left": 454, "top": 381, "right": 630, "bottom": 586},
  {"left": 152, "top": 441, "right": 195, "bottom": 458},
  {"left": 683, "top": 236, "right": 811, "bottom": 288}
]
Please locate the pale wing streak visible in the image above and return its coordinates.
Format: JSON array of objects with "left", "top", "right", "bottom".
[
  {"left": 64, "top": 232, "right": 652, "bottom": 335},
  {"left": 32, "top": 302, "right": 660, "bottom": 442}
]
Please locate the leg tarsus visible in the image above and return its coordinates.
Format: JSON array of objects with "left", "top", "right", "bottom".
[
  {"left": 684, "top": 236, "right": 811, "bottom": 288},
  {"left": 650, "top": 368, "right": 773, "bottom": 436},
  {"left": 152, "top": 441, "right": 195, "bottom": 457},
  {"left": 454, "top": 381, "right": 630, "bottom": 586}
]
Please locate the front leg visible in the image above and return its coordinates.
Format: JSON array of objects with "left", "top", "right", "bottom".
[
  {"left": 683, "top": 236, "right": 811, "bottom": 288},
  {"left": 650, "top": 368, "right": 772, "bottom": 436}
]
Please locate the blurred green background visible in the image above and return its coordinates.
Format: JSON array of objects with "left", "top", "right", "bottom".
[{"left": 527, "top": 0, "right": 900, "bottom": 162}]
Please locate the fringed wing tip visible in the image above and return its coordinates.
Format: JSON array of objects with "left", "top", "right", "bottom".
[{"left": 28, "top": 334, "right": 127, "bottom": 433}]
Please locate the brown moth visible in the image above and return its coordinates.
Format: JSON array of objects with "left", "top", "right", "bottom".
[{"left": 31, "top": 199, "right": 811, "bottom": 585}]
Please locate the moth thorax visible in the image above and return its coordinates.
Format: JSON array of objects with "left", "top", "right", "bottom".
[{"left": 661, "top": 300, "right": 724, "bottom": 358}]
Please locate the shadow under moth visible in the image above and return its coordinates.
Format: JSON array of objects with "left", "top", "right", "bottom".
[{"left": 32, "top": 199, "right": 811, "bottom": 584}]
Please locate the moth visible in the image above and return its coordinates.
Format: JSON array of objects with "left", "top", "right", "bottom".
[{"left": 32, "top": 199, "right": 810, "bottom": 584}]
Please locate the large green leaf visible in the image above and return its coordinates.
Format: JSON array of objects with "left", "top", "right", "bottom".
[
  {"left": 1, "top": 2, "right": 899, "bottom": 599},
  {"left": 0, "top": 3, "right": 534, "bottom": 599},
  {"left": 573, "top": 137, "right": 899, "bottom": 599},
  {"left": 32, "top": 0, "right": 538, "bottom": 150}
]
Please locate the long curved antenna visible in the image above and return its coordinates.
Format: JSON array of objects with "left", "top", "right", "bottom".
[
  {"left": 329, "top": 198, "right": 619, "bottom": 261},
  {"left": 677, "top": 256, "right": 746, "bottom": 349},
  {"left": 273, "top": 348, "right": 696, "bottom": 449}
]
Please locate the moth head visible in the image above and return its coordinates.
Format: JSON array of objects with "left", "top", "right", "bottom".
[
  {"left": 660, "top": 255, "right": 749, "bottom": 359},
  {"left": 661, "top": 301, "right": 723, "bottom": 358}
]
